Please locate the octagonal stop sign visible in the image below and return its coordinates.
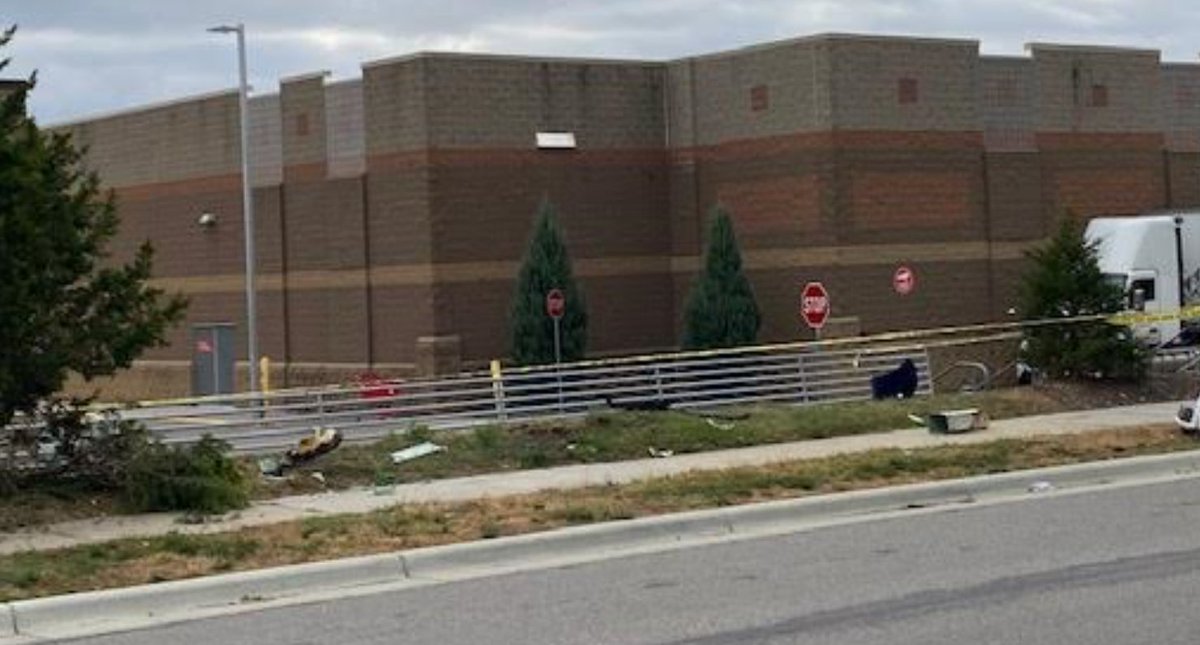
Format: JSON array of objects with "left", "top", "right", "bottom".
[
  {"left": 545, "top": 288, "right": 566, "bottom": 320},
  {"left": 801, "top": 282, "right": 830, "bottom": 330}
]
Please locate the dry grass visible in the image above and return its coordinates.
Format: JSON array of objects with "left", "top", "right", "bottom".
[
  {"left": 1, "top": 383, "right": 1163, "bottom": 529},
  {"left": 0, "top": 424, "right": 1193, "bottom": 602}
]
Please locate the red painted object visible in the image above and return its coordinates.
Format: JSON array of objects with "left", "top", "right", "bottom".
[
  {"left": 801, "top": 282, "right": 831, "bottom": 330},
  {"left": 355, "top": 373, "right": 403, "bottom": 417}
]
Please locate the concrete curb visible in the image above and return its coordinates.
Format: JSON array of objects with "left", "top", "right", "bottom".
[
  {"left": 7, "top": 450, "right": 1200, "bottom": 640},
  {"left": 4, "top": 553, "right": 406, "bottom": 640}
]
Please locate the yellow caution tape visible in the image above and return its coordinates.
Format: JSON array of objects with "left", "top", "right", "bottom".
[{"left": 1106, "top": 305, "right": 1200, "bottom": 326}]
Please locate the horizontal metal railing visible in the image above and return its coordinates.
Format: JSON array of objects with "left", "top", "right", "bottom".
[{"left": 37, "top": 335, "right": 955, "bottom": 454}]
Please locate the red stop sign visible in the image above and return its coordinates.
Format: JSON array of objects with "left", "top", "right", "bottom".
[
  {"left": 545, "top": 288, "right": 565, "bottom": 319},
  {"left": 801, "top": 282, "right": 830, "bottom": 330}
]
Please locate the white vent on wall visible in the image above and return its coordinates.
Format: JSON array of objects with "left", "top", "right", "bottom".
[{"left": 536, "top": 132, "right": 577, "bottom": 150}]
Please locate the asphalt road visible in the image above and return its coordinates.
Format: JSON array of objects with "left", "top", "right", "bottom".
[{"left": 64, "top": 478, "right": 1200, "bottom": 645}]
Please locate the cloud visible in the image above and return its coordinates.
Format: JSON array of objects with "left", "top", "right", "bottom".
[{"left": 4, "top": 0, "right": 1200, "bottom": 123}]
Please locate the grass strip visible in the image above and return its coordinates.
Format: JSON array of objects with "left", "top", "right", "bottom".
[
  {"left": 0, "top": 424, "right": 1192, "bottom": 602},
  {"left": 261, "top": 387, "right": 1078, "bottom": 495}
]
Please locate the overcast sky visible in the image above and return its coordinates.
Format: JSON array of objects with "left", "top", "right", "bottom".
[{"left": 4, "top": 0, "right": 1200, "bottom": 124}]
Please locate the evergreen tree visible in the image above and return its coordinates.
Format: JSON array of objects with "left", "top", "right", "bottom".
[
  {"left": 1019, "top": 214, "right": 1146, "bottom": 380},
  {"left": 508, "top": 200, "right": 587, "bottom": 365},
  {"left": 0, "top": 26, "right": 187, "bottom": 426},
  {"left": 683, "top": 206, "right": 761, "bottom": 350}
]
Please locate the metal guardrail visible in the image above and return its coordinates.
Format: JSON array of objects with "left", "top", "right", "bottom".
[{"left": 87, "top": 338, "right": 938, "bottom": 454}]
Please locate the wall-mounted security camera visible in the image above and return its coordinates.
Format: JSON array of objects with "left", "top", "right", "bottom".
[{"left": 198, "top": 212, "right": 218, "bottom": 229}]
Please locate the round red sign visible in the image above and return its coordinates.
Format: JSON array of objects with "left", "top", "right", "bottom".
[
  {"left": 801, "top": 282, "right": 830, "bottom": 330},
  {"left": 893, "top": 265, "right": 916, "bottom": 295},
  {"left": 545, "top": 288, "right": 565, "bottom": 319}
]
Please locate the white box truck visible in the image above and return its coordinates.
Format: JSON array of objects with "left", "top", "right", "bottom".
[
  {"left": 1088, "top": 212, "right": 1200, "bottom": 433},
  {"left": 1085, "top": 212, "right": 1200, "bottom": 347}
]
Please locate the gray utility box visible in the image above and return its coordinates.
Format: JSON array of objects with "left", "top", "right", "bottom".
[{"left": 191, "top": 323, "right": 236, "bottom": 396}]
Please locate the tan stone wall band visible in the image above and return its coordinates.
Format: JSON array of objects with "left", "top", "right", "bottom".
[{"left": 149, "top": 240, "right": 1037, "bottom": 295}]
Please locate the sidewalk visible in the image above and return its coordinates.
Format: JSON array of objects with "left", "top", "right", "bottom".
[{"left": 0, "top": 401, "right": 1182, "bottom": 555}]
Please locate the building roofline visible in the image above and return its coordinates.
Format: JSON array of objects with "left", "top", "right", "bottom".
[
  {"left": 43, "top": 87, "right": 241, "bottom": 129},
  {"left": 1025, "top": 42, "right": 1160, "bottom": 57},
  {"left": 362, "top": 50, "right": 661, "bottom": 70},
  {"left": 279, "top": 70, "right": 331, "bottom": 85},
  {"left": 680, "top": 32, "right": 980, "bottom": 63}
]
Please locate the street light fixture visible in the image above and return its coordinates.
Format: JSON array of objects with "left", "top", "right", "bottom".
[{"left": 208, "top": 23, "right": 259, "bottom": 393}]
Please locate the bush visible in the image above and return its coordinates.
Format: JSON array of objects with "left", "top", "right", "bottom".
[
  {"left": 122, "top": 435, "right": 248, "bottom": 514},
  {"left": 508, "top": 199, "right": 587, "bottom": 365},
  {"left": 1019, "top": 215, "right": 1147, "bottom": 381},
  {"left": 0, "top": 398, "right": 151, "bottom": 494},
  {"left": 683, "top": 206, "right": 761, "bottom": 350}
]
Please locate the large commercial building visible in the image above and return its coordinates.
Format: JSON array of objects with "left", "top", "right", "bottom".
[{"left": 47, "top": 33, "right": 1200, "bottom": 393}]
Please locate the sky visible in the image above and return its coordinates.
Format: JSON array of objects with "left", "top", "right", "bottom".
[{"left": 3, "top": 0, "right": 1200, "bottom": 124}]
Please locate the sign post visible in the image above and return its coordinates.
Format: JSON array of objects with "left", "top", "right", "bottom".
[
  {"left": 546, "top": 289, "right": 566, "bottom": 414},
  {"left": 801, "top": 282, "right": 831, "bottom": 333}
]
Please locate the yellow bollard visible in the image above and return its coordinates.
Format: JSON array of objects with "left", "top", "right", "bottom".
[
  {"left": 259, "top": 356, "right": 271, "bottom": 409},
  {"left": 490, "top": 359, "right": 506, "bottom": 421}
]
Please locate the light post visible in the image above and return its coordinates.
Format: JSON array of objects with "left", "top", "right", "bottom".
[{"left": 208, "top": 23, "right": 259, "bottom": 393}]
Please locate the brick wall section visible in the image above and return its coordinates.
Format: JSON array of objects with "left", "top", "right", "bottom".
[
  {"left": 980, "top": 57, "right": 1036, "bottom": 151},
  {"left": 833, "top": 135, "right": 987, "bottom": 245},
  {"left": 689, "top": 140, "right": 835, "bottom": 250},
  {"left": 1168, "top": 153, "right": 1200, "bottom": 207},
  {"left": 363, "top": 56, "right": 429, "bottom": 153},
  {"left": 985, "top": 152, "right": 1046, "bottom": 240},
  {"left": 829, "top": 36, "right": 980, "bottom": 131},
  {"left": 281, "top": 74, "right": 328, "bottom": 167},
  {"left": 60, "top": 91, "right": 241, "bottom": 187},
  {"left": 1038, "top": 134, "right": 1168, "bottom": 216},
  {"left": 1161, "top": 64, "right": 1200, "bottom": 152},
  {"left": 681, "top": 38, "right": 831, "bottom": 145},
  {"left": 423, "top": 55, "right": 665, "bottom": 149},
  {"left": 281, "top": 176, "right": 371, "bottom": 363},
  {"left": 1030, "top": 45, "right": 1164, "bottom": 133}
]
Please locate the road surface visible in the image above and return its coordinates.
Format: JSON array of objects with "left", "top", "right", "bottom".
[{"left": 66, "top": 477, "right": 1200, "bottom": 644}]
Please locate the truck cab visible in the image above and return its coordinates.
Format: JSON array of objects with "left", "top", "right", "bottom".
[{"left": 1085, "top": 213, "right": 1200, "bottom": 347}]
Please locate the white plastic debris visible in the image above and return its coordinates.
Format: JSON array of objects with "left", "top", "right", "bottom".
[
  {"left": 391, "top": 441, "right": 446, "bottom": 465},
  {"left": 311, "top": 472, "right": 326, "bottom": 485},
  {"left": 705, "top": 418, "right": 735, "bottom": 431},
  {"left": 648, "top": 447, "right": 674, "bottom": 458},
  {"left": 1028, "top": 481, "right": 1055, "bottom": 494}
]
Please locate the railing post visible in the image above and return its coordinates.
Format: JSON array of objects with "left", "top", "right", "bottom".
[
  {"left": 317, "top": 391, "right": 326, "bottom": 426},
  {"left": 491, "top": 359, "right": 507, "bottom": 422},
  {"left": 798, "top": 352, "right": 810, "bottom": 404}
]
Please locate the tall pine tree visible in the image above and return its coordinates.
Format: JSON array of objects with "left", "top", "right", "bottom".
[
  {"left": 508, "top": 200, "right": 587, "bottom": 365},
  {"left": 683, "top": 206, "right": 761, "bottom": 350},
  {"left": 0, "top": 26, "right": 186, "bottom": 425},
  {"left": 1020, "top": 214, "right": 1145, "bottom": 380}
]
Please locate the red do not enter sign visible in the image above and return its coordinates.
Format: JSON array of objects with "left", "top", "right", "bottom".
[
  {"left": 893, "top": 265, "right": 916, "bottom": 295},
  {"left": 801, "top": 281, "right": 830, "bottom": 330},
  {"left": 545, "top": 288, "right": 565, "bottom": 319}
]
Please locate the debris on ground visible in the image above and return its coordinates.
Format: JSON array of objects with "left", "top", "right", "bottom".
[
  {"left": 604, "top": 394, "right": 671, "bottom": 411},
  {"left": 287, "top": 427, "right": 343, "bottom": 462},
  {"left": 870, "top": 359, "right": 918, "bottom": 400},
  {"left": 310, "top": 472, "right": 326, "bottom": 485},
  {"left": 920, "top": 409, "right": 989, "bottom": 434},
  {"left": 391, "top": 441, "right": 445, "bottom": 465},
  {"left": 1028, "top": 480, "right": 1056, "bottom": 494},
  {"left": 647, "top": 447, "right": 674, "bottom": 458},
  {"left": 705, "top": 418, "right": 735, "bottom": 431},
  {"left": 256, "top": 427, "right": 343, "bottom": 477}
]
